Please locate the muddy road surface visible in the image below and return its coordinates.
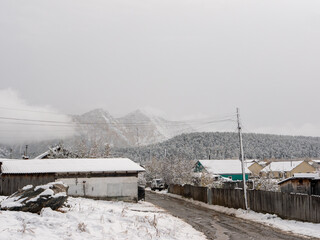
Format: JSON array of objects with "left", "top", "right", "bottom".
[{"left": 146, "top": 191, "right": 312, "bottom": 240}]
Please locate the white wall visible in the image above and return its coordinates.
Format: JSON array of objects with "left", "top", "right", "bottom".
[{"left": 56, "top": 176, "right": 138, "bottom": 201}]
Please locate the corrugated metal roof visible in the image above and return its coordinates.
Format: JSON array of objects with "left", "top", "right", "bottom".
[
  {"left": 199, "top": 159, "right": 250, "bottom": 174},
  {"left": 0, "top": 158, "right": 145, "bottom": 174}
]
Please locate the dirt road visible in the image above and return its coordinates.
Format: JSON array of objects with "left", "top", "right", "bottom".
[{"left": 146, "top": 191, "right": 312, "bottom": 240}]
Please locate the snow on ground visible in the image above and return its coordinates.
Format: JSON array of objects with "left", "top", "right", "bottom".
[
  {"left": 153, "top": 190, "right": 320, "bottom": 239},
  {"left": 0, "top": 196, "right": 206, "bottom": 240}
]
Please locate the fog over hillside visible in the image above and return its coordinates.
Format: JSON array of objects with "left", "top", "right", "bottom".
[
  {"left": 1, "top": 105, "right": 319, "bottom": 161},
  {"left": 0, "top": 108, "right": 195, "bottom": 158}
]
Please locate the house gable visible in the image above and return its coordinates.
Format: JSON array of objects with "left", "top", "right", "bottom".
[
  {"left": 290, "top": 161, "right": 316, "bottom": 176},
  {"left": 194, "top": 161, "right": 205, "bottom": 173},
  {"left": 248, "top": 162, "right": 264, "bottom": 176}
]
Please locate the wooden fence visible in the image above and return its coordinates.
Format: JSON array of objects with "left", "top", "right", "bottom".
[{"left": 168, "top": 184, "right": 320, "bottom": 223}]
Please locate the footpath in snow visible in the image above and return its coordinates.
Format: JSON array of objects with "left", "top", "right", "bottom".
[
  {"left": 0, "top": 196, "right": 206, "bottom": 240},
  {"left": 153, "top": 189, "right": 320, "bottom": 239}
]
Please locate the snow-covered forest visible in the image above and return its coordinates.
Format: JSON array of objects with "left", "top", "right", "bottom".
[
  {"left": 112, "top": 132, "right": 320, "bottom": 162},
  {"left": 1, "top": 132, "right": 320, "bottom": 162}
]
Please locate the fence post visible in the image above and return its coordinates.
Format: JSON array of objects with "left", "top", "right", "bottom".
[{"left": 207, "top": 188, "right": 212, "bottom": 205}]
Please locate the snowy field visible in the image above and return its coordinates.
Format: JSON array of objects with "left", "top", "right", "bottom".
[
  {"left": 154, "top": 190, "right": 320, "bottom": 239},
  {"left": 0, "top": 196, "right": 206, "bottom": 240}
]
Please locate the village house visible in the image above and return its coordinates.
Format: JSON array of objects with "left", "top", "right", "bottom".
[
  {"left": 194, "top": 159, "right": 250, "bottom": 180},
  {"left": 247, "top": 160, "right": 267, "bottom": 177},
  {"left": 0, "top": 158, "right": 144, "bottom": 202},
  {"left": 278, "top": 173, "right": 320, "bottom": 195},
  {"left": 260, "top": 160, "right": 316, "bottom": 179},
  {"left": 310, "top": 160, "right": 320, "bottom": 172}
]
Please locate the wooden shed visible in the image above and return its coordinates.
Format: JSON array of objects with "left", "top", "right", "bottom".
[
  {"left": 278, "top": 173, "right": 320, "bottom": 195},
  {"left": 0, "top": 158, "right": 145, "bottom": 202}
]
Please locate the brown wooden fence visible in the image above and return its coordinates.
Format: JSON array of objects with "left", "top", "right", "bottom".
[
  {"left": 169, "top": 184, "right": 207, "bottom": 203},
  {"left": 168, "top": 184, "right": 320, "bottom": 223}
]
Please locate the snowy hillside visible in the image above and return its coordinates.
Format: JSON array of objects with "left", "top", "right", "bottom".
[
  {"left": 117, "top": 109, "right": 192, "bottom": 146},
  {"left": 0, "top": 147, "right": 10, "bottom": 158},
  {"left": 112, "top": 132, "right": 320, "bottom": 161}
]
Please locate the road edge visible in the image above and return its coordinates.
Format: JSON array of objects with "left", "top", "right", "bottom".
[{"left": 147, "top": 189, "right": 318, "bottom": 240}]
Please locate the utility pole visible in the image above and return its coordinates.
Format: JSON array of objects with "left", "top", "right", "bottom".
[
  {"left": 136, "top": 128, "right": 141, "bottom": 165},
  {"left": 149, "top": 149, "right": 152, "bottom": 161},
  {"left": 22, "top": 145, "right": 29, "bottom": 160},
  {"left": 25, "top": 145, "right": 28, "bottom": 156},
  {"left": 237, "top": 108, "right": 248, "bottom": 210}
]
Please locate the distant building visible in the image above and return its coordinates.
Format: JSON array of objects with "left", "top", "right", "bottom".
[
  {"left": 247, "top": 160, "right": 267, "bottom": 177},
  {"left": 260, "top": 160, "right": 316, "bottom": 179},
  {"left": 0, "top": 158, "right": 144, "bottom": 202},
  {"left": 310, "top": 160, "right": 320, "bottom": 172},
  {"left": 278, "top": 173, "right": 320, "bottom": 195},
  {"left": 194, "top": 159, "right": 250, "bottom": 180},
  {"left": 34, "top": 145, "right": 78, "bottom": 159}
]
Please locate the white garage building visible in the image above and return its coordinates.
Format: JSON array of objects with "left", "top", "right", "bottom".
[{"left": 0, "top": 158, "right": 145, "bottom": 202}]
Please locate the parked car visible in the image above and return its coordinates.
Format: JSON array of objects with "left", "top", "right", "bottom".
[{"left": 151, "top": 179, "right": 166, "bottom": 191}]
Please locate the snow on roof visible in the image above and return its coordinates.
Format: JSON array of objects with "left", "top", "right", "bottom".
[
  {"left": 0, "top": 159, "right": 15, "bottom": 162},
  {"left": 34, "top": 146, "right": 62, "bottom": 159},
  {"left": 34, "top": 150, "right": 51, "bottom": 159},
  {"left": 293, "top": 173, "right": 320, "bottom": 178},
  {"left": 198, "top": 159, "right": 250, "bottom": 174},
  {"left": 244, "top": 159, "right": 256, "bottom": 163},
  {"left": 261, "top": 161, "right": 303, "bottom": 173},
  {"left": 278, "top": 173, "right": 320, "bottom": 184},
  {"left": 1, "top": 158, "right": 145, "bottom": 174}
]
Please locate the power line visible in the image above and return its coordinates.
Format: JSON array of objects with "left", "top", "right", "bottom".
[
  {"left": 0, "top": 106, "right": 70, "bottom": 115},
  {"left": 0, "top": 115, "right": 237, "bottom": 127},
  {"left": 0, "top": 106, "right": 237, "bottom": 120},
  {"left": 0, "top": 121, "right": 75, "bottom": 127},
  {"left": 0, "top": 116, "right": 73, "bottom": 124}
]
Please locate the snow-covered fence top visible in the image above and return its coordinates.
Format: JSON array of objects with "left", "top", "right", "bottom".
[{"left": 0, "top": 158, "right": 145, "bottom": 174}]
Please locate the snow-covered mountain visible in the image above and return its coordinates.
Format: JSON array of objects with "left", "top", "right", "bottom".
[
  {"left": 0, "top": 109, "right": 194, "bottom": 158},
  {"left": 72, "top": 108, "right": 193, "bottom": 147},
  {"left": 73, "top": 109, "right": 130, "bottom": 147},
  {"left": 117, "top": 109, "right": 192, "bottom": 145}
]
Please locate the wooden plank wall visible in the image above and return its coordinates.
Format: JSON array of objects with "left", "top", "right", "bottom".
[
  {"left": 168, "top": 184, "right": 207, "bottom": 203},
  {"left": 0, "top": 174, "right": 55, "bottom": 196}
]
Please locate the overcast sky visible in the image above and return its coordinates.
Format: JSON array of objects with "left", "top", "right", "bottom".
[{"left": 1, "top": 0, "right": 320, "bottom": 137}]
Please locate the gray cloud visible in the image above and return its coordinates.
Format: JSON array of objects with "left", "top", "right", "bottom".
[
  {"left": 0, "top": 89, "right": 76, "bottom": 144},
  {"left": 0, "top": 0, "right": 319, "bottom": 137}
]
